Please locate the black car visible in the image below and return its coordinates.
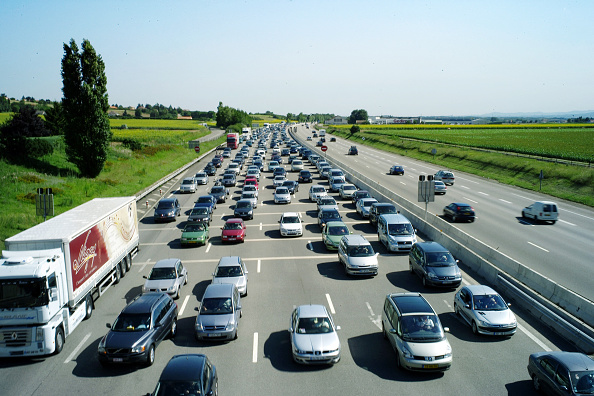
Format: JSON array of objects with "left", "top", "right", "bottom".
[
  {"left": 209, "top": 185, "right": 229, "bottom": 203},
  {"left": 330, "top": 137, "right": 336, "bottom": 142},
  {"left": 527, "top": 351, "right": 594, "bottom": 395},
  {"left": 154, "top": 198, "right": 181, "bottom": 223},
  {"left": 273, "top": 167, "right": 287, "bottom": 177},
  {"left": 234, "top": 199, "right": 254, "bottom": 220},
  {"left": 98, "top": 293, "right": 178, "bottom": 367},
  {"left": 271, "top": 154, "right": 282, "bottom": 164},
  {"left": 348, "top": 146, "right": 358, "bottom": 155},
  {"left": 298, "top": 170, "right": 313, "bottom": 183},
  {"left": 443, "top": 203, "right": 476, "bottom": 222},
  {"left": 204, "top": 164, "right": 216, "bottom": 176},
  {"left": 369, "top": 202, "right": 398, "bottom": 226},
  {"left": 409, "top": 242, "right": 462, "bottom": 288},
  {"left": 222, "top": 174, "right": 236, "bottom": 187},
  {"left": 188, "top": 206, "right": 212, "bottom": 225},
  {"left": 149, "top": 354, "right": 218, "bottom": 396},
  {"left": 282, "top": 180, "right": 299, "bottom": 194},
  {"left": 351, "top": 190, "right": 372, "bottom": 205},
  {"left": 389, "top": 165, "right": 404, "bottom": 175},
  {"left": 211, "top": 157, "right": 222, "bottom": 168},
  {"left": 194, "top": 195, "right": 217, "bottom": 213}
]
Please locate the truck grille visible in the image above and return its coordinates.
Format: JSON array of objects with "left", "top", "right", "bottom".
[{"left": 1, "top": 328, "right": 31, "bottom": 347}]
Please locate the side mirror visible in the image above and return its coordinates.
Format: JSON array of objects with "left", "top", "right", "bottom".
[
  {"left": 143, "top": 275, "right": 147, "bottom": 279},
  {"left": 375, "top": 253, "right": 380, "bottom": 257},
  {"left": 236, "top": 305, "right": 242, "bottom": 311},
  {"left": 288, "top": 327, "right": 293, "bottom": 333},
  {"left": 106, "top": 323, "right": 112, "bottom": 329}
]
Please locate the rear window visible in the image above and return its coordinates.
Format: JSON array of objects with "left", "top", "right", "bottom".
[{"left": 543, "top": 204, "right": 557, "bottom": 212}]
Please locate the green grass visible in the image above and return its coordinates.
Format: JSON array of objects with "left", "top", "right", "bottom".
[
  {"left": 0, "top": 113, "right": 14, "bottom": 124},
  {"left": 0, "top": 132, "right": 226, "bottom": 251},
  {"left": 328, "top": 127, "right": 594, "bottom": 206}
]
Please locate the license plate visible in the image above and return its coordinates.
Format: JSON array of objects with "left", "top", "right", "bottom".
[
  {"left": 494, "top": 332, "right": 506, "bottom": 336},
  {"left": 309, "top": 355, "right": 326, "bottom": 360},
  {"left": 228, "top": 237, "right": 236, "bottom": 240},
  {"left": 441, "top": 281, "right": 451, "bottom": 284},
  {"left": 113, "top": 358, "right": 123, "bottom": 363},
  {"left": 207, "top": 333, "right": 220, "bottom": 337},
  {"left": 423, "top": 364, "right": 438, "bottom": 369}
]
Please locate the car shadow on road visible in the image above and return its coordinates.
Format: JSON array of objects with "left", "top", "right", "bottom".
[
  {"left": 123, "top": 285, "right": 143, "bottom": 304},
  {"left": 72, "top": 336, "right": 141, "bottom": 378},
  {"left": 385, "top": 270, "right": 453, "bottom": 295},
  {"left": 317, "top": 261, "right": 356, "bottom": 281},
  {"left": 263, "top": 330, "right": 332, "bottom": 372},
  {"left": 348, "top": 332, "right": 443, "bottom": 381}
]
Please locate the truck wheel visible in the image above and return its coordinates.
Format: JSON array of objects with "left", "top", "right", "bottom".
[
  {"left": 84, "top": 294, "right": 94, "bottom": 320},
  {"left": 114, "top": 264, "right": 122, "bottom": 284},
  {"left": 125, "top": 254, "right": 132, "bottom": 271},
  {"left": 120, "top": 261, "right": 126, "bottom": 278},
  {"left": 54, "top": 327, "right": 65, "bottom": 355}
]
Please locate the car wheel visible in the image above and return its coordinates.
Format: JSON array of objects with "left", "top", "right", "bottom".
[
  {"left": 409, "top": 262, "right": 414, "bottom": 273},
  {"left": 173, "top": 286, "right": 180, "bottom": 300},
  {"left": 395, "top": 351, "right": 403, "bottom": 370},
  {"left": 170, "top": 318, "right": 177, "bottom": 338},
  {"left": 532, "top": 375, "right": 541, "bottom": 391},
  {"left": 472, "top": 321, "right": 479, "bottom": 335},
  {"left": 382, "top": 322, "right": 387, "bottom": 339},
  {"left": 84, "top": 294, "right": 94, "bottom": 320},
  {"left": 422, "top": 276, "right": 428, "bottom": 288},
  {"left": 454, "top": 303, "right": 460, "bottom": 316},
  {"left": 452, "top": 215, "right": 457, "bottom": 222},
  {"left": 184, "top": 275, "right": 188, "bottom": 285},
  {"left": 146, "top": 345, "right": 155, "bottom": 366},
  {"left": 54, "top": 327, "right": 65, "bottom": 354},
  {"left": 234, "top": 328, "right": 238, "bottom": 340},
  {"left": 521, "top": 210, "right": 526, "bottom": 218}
]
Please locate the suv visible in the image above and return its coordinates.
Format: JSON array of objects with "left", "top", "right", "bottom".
[
  {"left": 409, "top": 242, "right": 462, "bottom": 288},
  {"left": 377, "top": 214, "right": 417, "bottom": 252},
  {"left": 337, "top": 235, "right": 378, "bottom": 276},
  {"left": 98, "top": 293, "right": 178, "bottom": 367},
  {"left": 434, "top": 170, "right": 455, "bottom": 185},
  {"left": 195, "top": 283, "right": 242, "bottom": 341},
  {"left": 381, "top": 292, "right": 452, "bottom": 372}
]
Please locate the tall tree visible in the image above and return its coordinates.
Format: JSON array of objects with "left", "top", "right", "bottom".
[
  {"left": 61, "top": 38, "right": 110, "bottom": 178},
  {"left": 348, "top": 109, "right": 368, "bottom": 124},
  {"left": 44, "top": 102, "right": 66, "bottom": 136}
]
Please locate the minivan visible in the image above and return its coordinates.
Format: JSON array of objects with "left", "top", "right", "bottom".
[
  {"left": 409, "top": 242, "right": 462, "bottom": 288},
  {"left": 377, "top": 214, "right": 417, "bottom": 252},
  {"left": 382, "top": 292, "right": 452, "bottom": 372},
  {"left": 195, "top": 283, "right": 241, "bottom": 341},
  {"left": 338, "top": 235, "right": 378, "bottom": 276}
]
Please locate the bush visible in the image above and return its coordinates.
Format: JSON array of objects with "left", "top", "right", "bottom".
[
  {"left": 27, "top": 138, "right": 54, "bottom": 158},
  {"left": 121, "top": 138, "right": 142, "bottom": 151}
]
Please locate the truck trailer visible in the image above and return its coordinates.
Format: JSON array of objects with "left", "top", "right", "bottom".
[
  {"left": 0, "top": 197, "right": 139, "bottom": 357},
  {"left": 227, "top": 132, "right": 239, "bottom": 149}
]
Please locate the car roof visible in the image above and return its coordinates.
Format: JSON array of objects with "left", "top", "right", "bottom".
[
  {"left": 122, "top": 293, "right": 166, "bottom": 314},
  {"left": 532, "top": 351, "right": 594, "bottom": 371},
  {"left": 415, "top": 241, "right": 449, "bottom": 253},
  {"left": 319, "top": 206, "right": 339, "bottom": 212},
  {"left": 237, "top": 199, "right": 252, "bottom": 204},
  {"left": 217, "top": 256, "right": 242, "bottom": 267},
  {"left": 203, "top": 283, "right": 236, "bottom": 298},
  {"left": 359, "top": 198, "right": 377, "bottom": 203},
  {"left": 451, "top": 202, "right": 472, "bottom": 206},
  {"left": 226, "top": 218, "right": 244, "bottom": 223},
  {"left": 297, "top": 304, "right": 329, "bottom": 318},
  {"left": 464, "top": 284, "right": 497, "bottom": 295},
  {"left": 389, "top": 293, "right": 434, "bottom": 315},
  {"left": 325, "top": 221, "right": 346, "bottom": 228},
  {"left": 372, "top": 202, "right": 396, "bottom": 208},
  {"left": 153, "top": 258, "right": 180, "bottom": 269},
  {"left": 159, "top": 197, "right": 177, "bottom": 204},
  {"left": 282, "top": 212, "right": 300, "bottom": 217},
  {"left": 159, "top": 354, "right": 208, "bottom": 382},
  {"left": 341, "top": 234, "right": 370, "bottom": 245},
  {"left": 379, "top": 213, "right": 410, "bottom": 223}
]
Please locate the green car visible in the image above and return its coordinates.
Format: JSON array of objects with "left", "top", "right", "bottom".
[
  {"left": 181, "top": 223, "right": 209, "bottom": 247},
  {"left": 321, "top": 221, "right": 351, "bottom": 250}
]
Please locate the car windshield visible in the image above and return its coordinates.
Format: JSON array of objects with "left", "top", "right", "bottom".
[
  {"left": 573, "top": 372, "right": 594, "bottom": 394},
  {"left": 215, "top": 266, "right": 243, "bottom": 277},
  {"left": 328, "top": 226, "right": 349, "bottom": 236},
  {"left": 149, "top": 267, "right": 177, "bottom": 280},
  {"left": 378, "top": 206, "right": 397, "bottom": 214},
  {"left": 319, "top": 198, "right": 335, "bottom": 205},
  {"left": 313, "top": 187, "right": 325, "bottom": 193},
  {"left": 236, "top": 201, "right": 251, "bottom": 208},
  {"left": 242, "top": 193, "right": 256, "bottom": 199},
  {"left": 154, "top": 380, "right": 204, "bottom": 396},
  {"left": 400, "top": 315, "right": 443, "bottom": 341},
  {"left": 297, "top": 317, "right": 333, "bottom": 334},
  {"left": 388, "top": 223, "right": 414, "bottom": 236},
  {"left": 347, "top": 245, "right": 374, "bottom": 257},
  {"left": 282, "top": 216, "right": 300, "bottom": 224},
  {"left": 276, "top": 188, "right": 289, "bottom": 194},
  {"left": 322, "top": 211, "right": 340, "bottom": 220},
  {"left": 224, "top": 222, "right": 243, "bottom": 230},
  {"left": 196, "top": 173, "right": 206, "bottom": 178},
  {"left": 343, "top": 185, "right": 356, "bottom": 191},
  {"left": 200, "top": 297, "right": 233, "bottom": 314},
  {"left": 158, "top": 201, "right": 174, "bottom": 209},
  {"left": 472, "top": 294, "right": 508, "bottom": 311},
  {"left": 211, "top": 187, "right": 224, "bottom": 193},
  {"left": 184, "top": 224, "right": 205, "bottom": 232},
  {"left": 192, "top": 207, "right": 208, "bottom": 214},
  {"left": 426, "top": 252, "right": 456, "bottom": 266},
  {"left": 357, "top": 192, "right": 370, "bottom": 199},
  {"left": 198, "top": 197, "right": 212, "bottom": 203},
  {"left": 112, "top": 313, "right": 151, "bottom": 331},
  {"left": 362, "top": 200, "right": 375, "bottom": 208},
  {"left": 182, "top": 180, "right": 194, "bottom": 185}
]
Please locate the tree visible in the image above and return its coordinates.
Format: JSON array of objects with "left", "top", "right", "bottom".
[
  {"left": 44, "top": 102, "right": 66, "bottom": 136},
  {"left": 348, "top": 109, "right": 368, "bottom": 124},
  {"left": 350, "top": 125, "right": 360, "bottom": 135},
  {"left": 61, "top": 38, "right": 110, "bottom": 178},
  {"left": 0, "top": 106, "right": 51, "bottom": 160}
]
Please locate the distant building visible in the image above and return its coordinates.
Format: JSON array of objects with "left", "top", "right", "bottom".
[
  {"left": 420, "top": 119, "right": 443, "bottom": 125},
  {"left": 177, "top": 114, "right": 192, "bottom": 120},
  {"left": 326, "top": 116, "right": 348, "bottom": 125},
  {"left": 368, "top": 116, "right": 420, "bottom": 124}
]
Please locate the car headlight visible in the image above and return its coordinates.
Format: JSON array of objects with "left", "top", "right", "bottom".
[
  {"left": 131, "top": 345, "right": 146, "bottom": 354},
  {"left": 225, "top": 322, "right": 235, "bottom": 331},
  {"left": 168, "top": 211, "right": 175, "bottom": 216},
  {"left": 195, "top": 323, "right": 203, "bottom": 331},
  {"left": 427, "top": 272, "right": 437, "bottom": 279},
  {"left": 294, "top": 348, "right": 307, "bottom": 355},
  {"left": 167, "top": 285, "right": 176, "bottom": 292},
  {"left": 97, "top": 336, "right": 106, "bottom": 353},
  {"left": 478, "top": 319, "right": 490, "bottom": 327},
  {"left": 401, "top": 345, "right": 413, "bottom": 359}
]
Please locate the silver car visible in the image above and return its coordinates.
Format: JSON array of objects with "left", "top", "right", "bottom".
[
  {"left": 274, "top": 186, "right": 291, "bottom": 204},
  {"left": 143, "top": 258, "right": 188, "bottom": 299},
  {"left": 194, "top": 172, "right": 209, "bottom": 185},
  {"left": 356, "top": 198, "right": 378, "bottom": 218},
  {"left": 454, "top": 285, "right": 517, "bottom": 336},
  {"left": 289, "top": 305, "right": 340, "bottom": 365},
  {"left": 179, "top": 177, "right": 197, "bottom": 193},
  {"left": 195, "top": 283, "right": 241, "bottom": 341},
  {"left": 240, "top": 191, "right": 258, "bottom": 208},
  {"left": 211, "top": 256, "right": 248, "bottom": 297}
]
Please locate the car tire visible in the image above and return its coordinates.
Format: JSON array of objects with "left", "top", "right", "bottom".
[
  {"left": 395, "top": 351, "right": 403, "bottom": 370},
  {"left": 472, "top": 321, "right": 479, "bottom": 335},
  {"left": 409, "top": 262, "right": 414, "bottom": 273},
  {"left": 454, "top": 303, "right": 460, "bottom": 316},
  {"left": 173, "top": 286, "right": 180, "bottom": 300},
  {"left": 382, "top": 322, "right": 387, "bottom": 339},
  {"left": 54, "top": 327, "right": 65, "bottom": 355},
  {"left": 84, "top": 294, "right": 94, "bottom": 320},
  {"left": 422, "top": 276, "right": 428, "bottom": 288},
  {"left": 452, "top": 215, "right": 457, "bottom": 222},
  {"left": 532, "top": 375, "right": 541, "bottom": 391},
  {"left": 146, "top": 345, "right": 155, "bottom": 366},
  {"left": 170, "top": 318, "right": 177, "bottom": 338},
  {"left": 521, "top": 211, "right": 526, "bottom": 218}
]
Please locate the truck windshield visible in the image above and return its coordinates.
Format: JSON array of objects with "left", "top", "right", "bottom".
[{"left": 0, "top": 278, "right": 49, "bottom": 309}]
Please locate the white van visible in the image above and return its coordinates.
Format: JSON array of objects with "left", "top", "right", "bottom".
[
  {"left": 521, "top": 201, "right": 559, "bottom": 224},
  {"left": 377, "top": 213, "right": 417, "bottom": 252}
]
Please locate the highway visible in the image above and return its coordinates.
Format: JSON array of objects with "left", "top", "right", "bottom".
[{"left": 0, "top": 129, "right": 580, "bottom": 395}]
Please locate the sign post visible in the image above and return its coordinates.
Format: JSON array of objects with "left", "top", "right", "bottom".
[
  {"left": 194, "top": 145, "right": 201, "bottom": 154},
  {"left": 417, "top": 175, "right": 435, "bottom": 220},
  {"left": 321, "top": 145, "right": 328, "bottom": 158},
  {"left": 36, "top": 188, "right": 54, "bottom": 221}
]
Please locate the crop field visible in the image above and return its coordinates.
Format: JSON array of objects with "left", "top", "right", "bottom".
[
  {"left": 331, "top": 124, "right": 594, "bottom": 163},
  {"left": 111, "top": 128, "right": 210, "bottom": 143},
  {"left": 109, "top": 118, "right": 209, "bottom": 130}
]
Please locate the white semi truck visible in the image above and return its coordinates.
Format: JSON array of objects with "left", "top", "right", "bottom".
[{"left": 0, "top": 197, "right": 139, "bottom": 357}]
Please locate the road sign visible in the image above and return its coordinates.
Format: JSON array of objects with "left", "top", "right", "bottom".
[
  {"left": 321, "top": 145, "right": 328, "bottom": 152},
  {"left": 194, "top": 146, "right": 201, "bottom": 153}
]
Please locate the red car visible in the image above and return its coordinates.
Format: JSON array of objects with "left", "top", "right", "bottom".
[
  {"left": 221, "top": 218, "right": 247, "bottom": 243},
  {"left": 244, "top": 177, "right": 259, "bottom": 190}
]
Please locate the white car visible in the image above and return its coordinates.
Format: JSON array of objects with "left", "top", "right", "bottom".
[
  {"left": 291, "top": 160, "right": 304, "bottom": 172},
  {"left": 356, "top": 198, "right": 378, "bottom": 218},
  {"left": 317, "top": 196, "right": 338, "bottom": 212},
  {"left": 339, "top": 183, "right": 357, "bottom": 199},
  {"left": 227, "top": 163, "right": 240, "bottom": 175},
  {"left": 309, "top": 185, "right": 328, "bottom": 202},
  {"left": 143, "top": 258, "right": 187, "bottom": 299},
  {"left": 179, "top": 177, "right": 197, "bottom": 193},
  {"left": 194, "top": 172, "right": 209, "bottom": 185},
  {"left": 246, "top": 168, "right": 260, "bottom": 180},
  {"left": 242, "top": 184, "right": 259, "bottom": 198},
  {"left": 278, "top": 212, "right": 303, "bottom": 237},
  {"left": 273, "top": 175, "right": 287, "bottom": 187},
  {"left": 330, "top": 176, "right": 346, "bottom": 193},
  {"left": 274, "top": 187, "right": 291, "bottom": 204}
]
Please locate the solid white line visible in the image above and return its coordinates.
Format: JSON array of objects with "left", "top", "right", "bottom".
[
  {"left": 518, "top": 323, "right": 551, "bottom": 351},
  {"left": 252, "top": 332, "right": 258, "bottom": 363},
  {"left": 205, "top": 243, "right": 212, "bottom": 253},
  {"left": 326, "top": 293, "right": 336, "bottom": 314},
  {"left": 257, "top": 259, "right": 261, "bottom": 273},
  {"left": 499, "top": 199, "right": 512, "bottom": 204},
  {"left": 179, "top": 295, "right": 190, "bottom": 316},
  {"left": 64, "top": 332, "right": 91, "bottom": 363},
  {"left": 527, "top": 241, "right": 549, "bottom": 252}
]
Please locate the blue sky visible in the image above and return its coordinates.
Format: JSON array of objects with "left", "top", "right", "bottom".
[{"left": 2, "top": 0, "right": 592, "bottom": 116}]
